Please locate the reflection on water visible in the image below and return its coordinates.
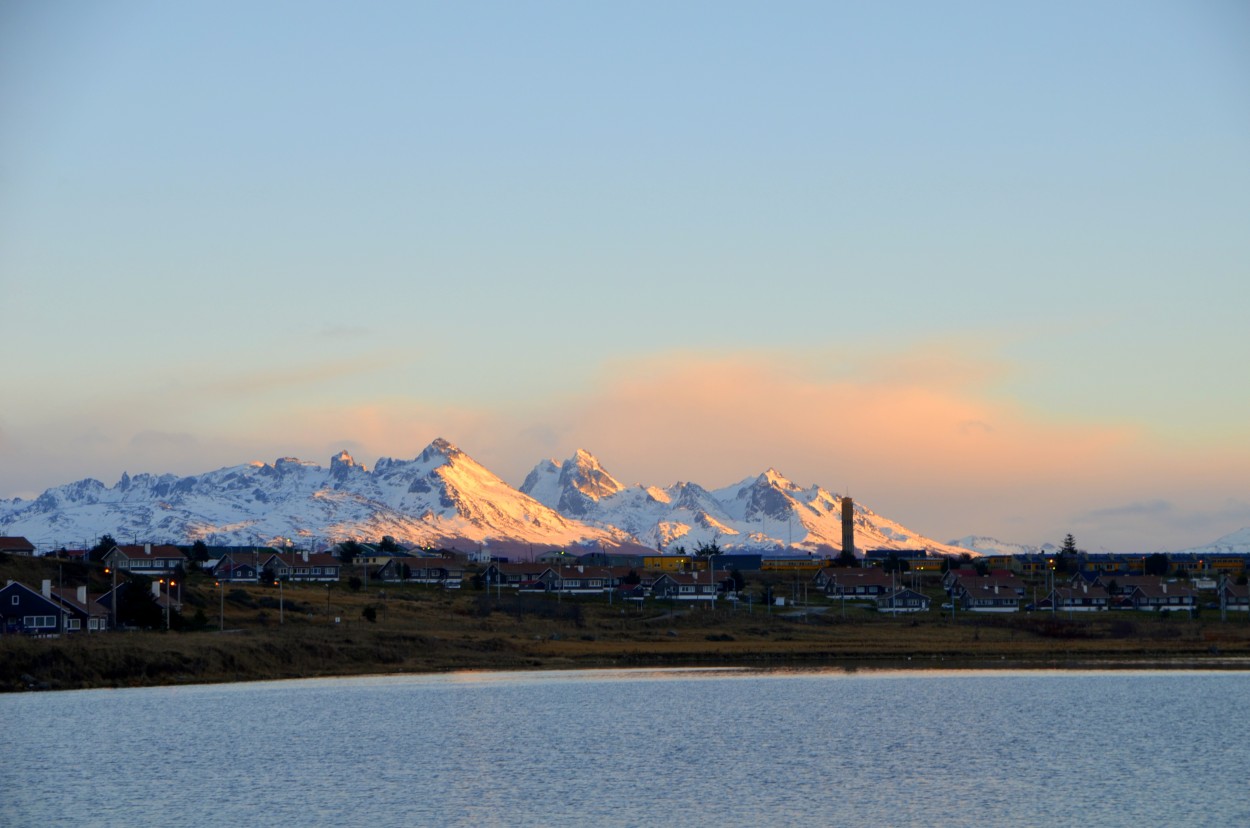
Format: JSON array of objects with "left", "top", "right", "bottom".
[{"left": 2, "top": 668, "right": 1248, "bottom": 827}]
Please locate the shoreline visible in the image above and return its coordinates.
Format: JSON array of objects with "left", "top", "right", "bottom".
[{"left": 6, "top": 630, "right": 1250, "bottom": 693}]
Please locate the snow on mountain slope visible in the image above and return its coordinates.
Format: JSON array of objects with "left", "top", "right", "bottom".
[
  {"left": 521, "top": 450, "right": 970, "bottom": 556},
  {"left": 3, "top": 438, "right": 982, "bottom": 556},
  {"left": 1176, "top": 527, "right": 1250, "bottom": 555},
  {"left": 0, "top": 439, "right": 618, "bottom": 550},
  {"left": 947, "top": 536, "right": 1058, "bottom": 557}
]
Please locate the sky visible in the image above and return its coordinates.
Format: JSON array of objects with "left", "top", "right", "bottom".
[{"left": 2, "top": 0, "right": 1248, "bottom": 553}]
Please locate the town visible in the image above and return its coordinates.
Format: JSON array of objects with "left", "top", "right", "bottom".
[{"left": 4, "top": 533, "right": 1249, "bottom": 637}]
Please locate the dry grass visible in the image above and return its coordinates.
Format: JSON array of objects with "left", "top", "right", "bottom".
[{"left": 4, "top": 564, "right": 1250, "bottom": 691}]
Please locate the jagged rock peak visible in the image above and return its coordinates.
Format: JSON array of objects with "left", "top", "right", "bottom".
[
  {"left": 330, "top": 450, "right": 366, "bottom": 475},
  {"left": 560, "top": 449, "right": 623, "bottom": 500},
  {"left": 755, "top": 468, "right": 799, "bottom": 490},
  {"left": 419, "top": 437, "right": 462, "bottom": 465}
]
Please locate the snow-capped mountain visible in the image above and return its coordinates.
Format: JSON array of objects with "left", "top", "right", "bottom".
[
  {"left": 1176, "top": 527, "right": 1250, "bottom": 555},
  {"left": 947, "top": 536, "right": 1059, "bottom": 557},
  {"left": 520, "top": 451, "right": 970, "bottom": 556},
  {"left": 0, "top": 439, "right": 619, "bottom": 551},
  {"left": 2, "top": 438, "right": 965, "bottom": 556}
]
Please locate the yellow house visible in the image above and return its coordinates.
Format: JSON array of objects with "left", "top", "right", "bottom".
[{"left": 643, "top": 555, "right": 695, "bottom": 572}]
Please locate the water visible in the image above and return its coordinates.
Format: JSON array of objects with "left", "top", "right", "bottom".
[{"left": 2, "top": 668, "right": 1247, "bottom": 827}]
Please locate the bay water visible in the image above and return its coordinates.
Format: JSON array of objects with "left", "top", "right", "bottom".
[{"left": 2, "top": 668, "right": 1247, "bottom": 827}]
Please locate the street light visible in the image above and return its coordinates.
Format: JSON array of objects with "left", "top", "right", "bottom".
[
  {"left": 274, "top": 578, "right": 284, "bottom": 624},
  {"left": 104, "top": 566, "right": 117, "bottom": 630},
  {"left": 159, "top": 578, "right": 172, "bottom": 630}
]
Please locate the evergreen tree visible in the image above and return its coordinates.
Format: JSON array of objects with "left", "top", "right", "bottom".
[
  {"left": 337, "top": 540, "right": 364, "bottom": 565},
  {"left": 117, "top": 579, "right": 166, "bottom": 629},
  {"left": 693, "top": 539, "right": 722, "bottom": 557},
  {"left": 90, "top": 534, "right": 120, "bottom": 563}
]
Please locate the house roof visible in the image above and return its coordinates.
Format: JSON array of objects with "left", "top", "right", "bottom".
[
  {"left": 50, "top": 587, "right": 108, "bottom": 616},
  {"left": 879, "top": 588, "right": 929, "bottom": 601},
  {"left": 0, "top": 580, "right": 63, "bottom": 612},
  {"left": 832, "top": 569, "right": 899, "bottom": 588},
  {"left": 110, "top": 544, "right": 187, "bottom": 561},
  {"left": 265, "top": 552, "right": 340, "bottom": 568},
  {"left": 0, "top": 536, "right": 36, "bottom": 553},
  {"left": 654, "top": 572, "right": 717, "bottom": 586},
  {"left": 1128, "top": 582, "right": 1197, "bottom": 599}
]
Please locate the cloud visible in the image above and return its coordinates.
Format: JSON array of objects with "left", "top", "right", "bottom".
[
  {"left": 4, "top": 341, "right": 1248, "bottom": 553},
  {"left": 1076, "top": 500, "right": 1173, "bottom": 521},
  {"left": 957, "top": 420, "right": 995, "bottom": 436},
  {"left": 203, "top": 353, "right": 399, "bottom": 398}
]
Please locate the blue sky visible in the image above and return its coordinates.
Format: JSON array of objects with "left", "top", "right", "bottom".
[{"left": 2, "top": 1, "right": 1248, "bottom": 552}]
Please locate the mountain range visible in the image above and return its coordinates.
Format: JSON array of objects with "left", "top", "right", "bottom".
[
  {"left": 1, "top": 438, "right": 967, "bottom": 556},
  {"left": 4, "top": 438, "right": 1245, "bottom": 557}
]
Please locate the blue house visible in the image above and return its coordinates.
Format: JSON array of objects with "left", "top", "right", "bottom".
[{"left": 1, "top": 580, "right": 67, "bottom": 635}]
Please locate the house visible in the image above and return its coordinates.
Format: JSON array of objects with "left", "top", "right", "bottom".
[
  {"left": 49, "top": 585, "right": 110, "bottom": 631},
  {"left": 1038, "top": 583, "right": 1109, "bottom": 612},
  {"left": 375, "top": 557, "right": 464, "bottom": 587},
  {"left": 947, "top": 573, "right": 1025, "bottom": 598},
  {"left": 823, "top": 569, "right": 898, "bottom": 600},
  {"left": 1091, "top": 575, "right": 1170, "bottom": 607},
  {"left": 650, "top": 573, "right": 718, "bottom": 602},
  {"left": 876, "top": 588, "right": 931, "bottom": 613},
  {"left": 954, "top": 581, "right": 1020, "bottom": 613},
  {"left": 103, "top": 544, "right": 187, "bottom": 575},
  {"left": 480, "top": 562, "right": 549, "bottom": 589},
  {"left": 0, "top": 536, "right": 37, "bottom": 557},
  {"left": 1, "top": 580, "right": 68, "bottom": 635},
  {"left": 207, "top": 553, "right": 260, "bottom": 583},
  {"left": 520, "top": 566, "right": 624, "bottom": 595},
  {"left": 258, "top": 552, "right": 341, "bottom": 582},
  {"left": 1218, "top": 581, "right": 1250, "bottom": 611},
  {"left": 1125, "top": 581, "right": 1197, "bottom": 613},
  {"left": 941, "top": 567, "right": 979, "bottom": 590}
]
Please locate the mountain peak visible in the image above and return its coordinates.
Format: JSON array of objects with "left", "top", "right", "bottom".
[
  {"left": 560, "top": 450, "right": 623, "bottom": 502},
  {"left": 330, "top": 450, "right": 366, "bottom": 477},
  {"left": 419, "top": 437, "right": 462, "bottom": 465},
  {"left": 756, "top": 468, "right": 797, "bottom": 490}
]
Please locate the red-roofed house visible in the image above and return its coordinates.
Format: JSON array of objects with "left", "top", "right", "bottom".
[
  {"left": 103, "top": 544, "right": 187, "bottom": 574},
  {"left": 0, "top": 536, "right": 36, "bottom": 557}
]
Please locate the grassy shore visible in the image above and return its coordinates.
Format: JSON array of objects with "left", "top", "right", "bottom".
[{"left": 5, "top": 565, "right": 1250, "bottom": 692}]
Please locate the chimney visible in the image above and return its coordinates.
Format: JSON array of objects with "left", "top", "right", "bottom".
[
  {"left": 152, "top": 581, "right": 161, "bottom": 598},
  {"left": 841, "top": 496, "right": 855, "bottom": 558},
  {"left": 302, "top": 550, "right": 309, "bottom": 563},
  {"left": 42, "top": 579, "right": 52, "bottom": 598},
  {"left": 77, "top": 585, "right": 87, "bottom": 604},
  {"left": 145, "top": 543, "right": 152, "bottom": 555}
]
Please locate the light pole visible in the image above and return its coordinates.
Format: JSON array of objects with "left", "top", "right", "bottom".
[
  {"left": 159, "top": 578, "right": 172, "bottom": 630},
  {"left": 105, "top": 565, "right": 117, "bottom": 630},
  {"left": 275, "top": 578, "right": 284, "bottom": 624},
  {"left": 216, "top": 579, "right": 224, "bottom": 631}
]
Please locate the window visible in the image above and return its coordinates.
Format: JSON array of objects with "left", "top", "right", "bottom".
[
  {"left": 10, "top": 595, "right": 17, "bottom": 605},
  {"left": 68, "top": 618, "right": 81, "bottom": 630},
  {"left": 24, "top": 615, "right": 56, "bottom": 628}
]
